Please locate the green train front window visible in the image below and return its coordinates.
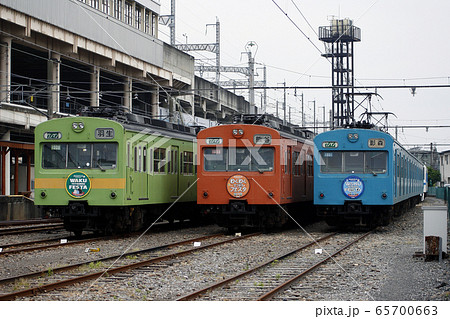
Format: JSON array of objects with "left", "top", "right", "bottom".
[
  {"left": 42, "top": 144, "right": 67, "bottom": 169},
  {"left": 42, "top": 143, "right": 117, "bottom": 169}
]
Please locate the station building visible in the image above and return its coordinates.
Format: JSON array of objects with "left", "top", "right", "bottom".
[{"left": 0, "top": 0, "right": 249, "bottom": 199}]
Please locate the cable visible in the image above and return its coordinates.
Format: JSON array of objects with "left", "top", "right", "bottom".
[{"left": 271, "top": 0, "right": 324, "bottom": 56}]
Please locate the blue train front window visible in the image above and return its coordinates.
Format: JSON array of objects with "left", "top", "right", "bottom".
[
  {"left": 320, "top": 151, "right": 387, "bottom": 174},
  {"left": 365, "top": 151, "right": 387, "bottom": 174},
  {"left": 344, "top": 152, "right": 364, "bottom": 173},
  {"left": 321, "top": 152, "right": 342, "bottom": 173}
]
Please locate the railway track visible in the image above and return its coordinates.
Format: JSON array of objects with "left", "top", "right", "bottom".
[
  {"left": 177, "top": 231, "right": 372, "bottom": 301},
  {"left": 0, "top": 223, "right": 64, "bottom": 236},
  {"left": 0, "top": 235, "right": 113, "bottom": 256},
  {"left": 0, "top": 219, "right": 62, "bottom": 227},
  {"left": 0, "top": 232, "right": 260, "bottom": 300}
]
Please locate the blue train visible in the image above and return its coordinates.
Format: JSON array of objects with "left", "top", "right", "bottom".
[{"left": 314, "top": 128, "right": 426, "bottom": 227}]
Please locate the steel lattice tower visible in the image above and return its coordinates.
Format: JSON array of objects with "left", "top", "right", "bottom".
[{"left": 319, "top": 19, "right": 361, "bottom": 129}]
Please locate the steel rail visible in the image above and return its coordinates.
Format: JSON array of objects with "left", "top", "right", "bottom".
[
  {"left": 0, "top": 236, "right": 114, "bottom": 256},
  {"left": 0, "top": 233, "right": 260, "bottom": 300},
  {"left": 0, "top": 224, "right": 64, "bottom": 236},
  {"left": 0, "top": 219, "right": 62, "bottom": 227},
  {"left": 176, "top": 232, "right": 337, "bottom": 301},
  {"left": 0, "top": 233, "right": 222, "bottom": 287},
  {"left": 257, "top": 231, "right": 373, "bottom": 301}
]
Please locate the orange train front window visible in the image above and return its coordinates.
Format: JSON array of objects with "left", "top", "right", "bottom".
[{"left": 203, "top": 147, "right": 274, "bottom": 172}]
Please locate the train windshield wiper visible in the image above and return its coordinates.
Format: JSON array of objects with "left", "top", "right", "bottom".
[
  {"left": 366, "top": 166, "right": 377, "bottom": 176},
  {"left": 97, "top": 160, "right": 106, "bottom": 172}
]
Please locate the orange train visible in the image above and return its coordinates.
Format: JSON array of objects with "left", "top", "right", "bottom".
[{"left": 197, "top": 115, "right": 314, "bottom": 230}]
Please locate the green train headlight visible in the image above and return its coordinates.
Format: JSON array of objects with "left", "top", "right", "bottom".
[
  {"left": 40, "top": 191, "right": 47, "bottom": 198},
  {"left": 72, "top": 121, "right": 85, "bottom": 133},
  {"left": 110, "top": 191, "right": 117, "bottom": 199}
]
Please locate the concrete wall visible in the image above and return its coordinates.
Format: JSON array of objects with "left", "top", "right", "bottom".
[
  {"left": 0, "top": 196, "right": 40, "bottom": 220},
  {"left": 0, "top": 0, "right": 164, "bottom": 67},
  {"left": 163, "top": 43, "right": 194, "bottom": 86}
]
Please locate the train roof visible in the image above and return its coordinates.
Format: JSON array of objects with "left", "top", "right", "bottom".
[
  {"left": 209, "top": 113, "right": 314, "bottom": 142},
  {"left": 315, "top": 127, "right": 425, "bottom": 165},
  {"left": 79, "top": 106, "right": 197, "bottom": 141}
]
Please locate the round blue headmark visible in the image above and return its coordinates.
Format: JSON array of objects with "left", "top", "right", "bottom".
[{"left": 342, "top": 176, "right": 364, "bottom": 199}]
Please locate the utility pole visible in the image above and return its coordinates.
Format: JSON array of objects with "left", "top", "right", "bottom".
[
  {"left": 430, "top": 142, "right": 433, "bottom": 169},
  {"left": 313, "top": 100, "right": 316, "bottom": 134},
  {"left": 319, "top": 106, "right": 325, "bottom": 133},
  {"left": 283, "top": 81, "right": 287, "bottom": 125},
  {"left": 301, "top": 93, "right": 304, "bottom": 128},
  {"left": 309, "top": 100, "right": 316, "bottom": 134},
  {"left": 278, "top": 81, "right": 286, "bottom": 125},
  {"left": 246, "top": 41, "right": 256, "bottom": 114},
  {"left": 276, "top": 100, "right": 279, "bottom": 118},
  {"left": 159, "top": 0, "right": 176, "bottom": 45}
]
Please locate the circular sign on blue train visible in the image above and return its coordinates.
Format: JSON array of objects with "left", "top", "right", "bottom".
[{"left": 342, "top": 176, "right": 364, "bottom": 199}]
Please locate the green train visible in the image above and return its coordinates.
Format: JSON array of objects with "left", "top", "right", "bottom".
[{"left": 34, "top": 109, "right": 198, "bottom": 236}]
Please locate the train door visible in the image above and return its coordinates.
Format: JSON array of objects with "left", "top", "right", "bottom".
[
  {"left": 168, "top": 146, "right": 179, "bottom": 198},
  {"left": 284, "top": 146, "right": 293, "bottom": 199},
  {"left": 302, "top": 149, "right": 307, "bottom": 196},
  {"left": 136, "top": 145, "right": 148, "bottom": 200},
  {"left": 126, "top": 141, "right": 132, "bottom": 200},
  {"left": 394, "top": 150, "right": 397, "bottom": 197}
]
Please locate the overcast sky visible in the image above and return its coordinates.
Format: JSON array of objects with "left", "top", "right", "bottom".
[{"left": 159, "top": 0, "right": 450, "bottom": 152}]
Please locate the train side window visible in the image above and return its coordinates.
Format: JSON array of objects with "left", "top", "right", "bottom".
[
  {"left": 307, "top": 154, "right": 313, "bottom": 176},
  {"left": 167, "top": 150, "right": 172, "bottom": 173},
  {"left": 300, "top": 151, "right": 306, "bottom": 175},
  {"left": 139, "top": 146, "right": 142, "bottom": 172},
  {"left": 154, "top": 148, "right": 166, "bottom": 173},
  {"left": 182, "top": 151, "right": 194, "bottom": 175},
  {"left": 149, "top": 148, "right": 153, "bottom": 173},
  {"left": 194, "top": 154, "right": 197, "bottom": 174},
  {"left": 285, "top": 149, "right": 291, "bottom": 175},
  {"left": 293, "top": 151, "right": 300, "bottom": 176},
  {"left": 127, "top": 142, "right": 130, "bottom": 168},
  {"left": 143, "top": 146, "right": 147, "bottom": 172},
  {"left": 172, "top": 150, "right": 178, "bottom": 174},
  {"left": 134, "top": 147, "right": 138, "bottom": 172}
]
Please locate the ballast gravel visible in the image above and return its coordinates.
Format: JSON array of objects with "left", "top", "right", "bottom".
[{"left": 1, "top": 197, "right": 448, "bottom": 301}]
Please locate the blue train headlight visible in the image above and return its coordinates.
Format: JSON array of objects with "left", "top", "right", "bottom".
[
  {"left": 381, "top": 193, "right": 387, "bottom": 199},
  {"left": 319, "top": 192, "right": 325, "bottom": 199}
]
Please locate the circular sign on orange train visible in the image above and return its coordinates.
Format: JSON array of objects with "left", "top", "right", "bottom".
[{"left": 227, "top": 174, "right": 250, "bottom": 198}]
